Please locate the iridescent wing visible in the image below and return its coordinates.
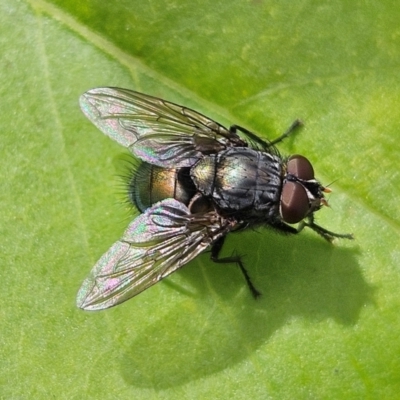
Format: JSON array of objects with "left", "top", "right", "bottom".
[
  {"left": 79, "top": 87, "right": 247, "bottom": 167},
  {"left": 76, "top": 199, "right": 235, "bottom": 310}
]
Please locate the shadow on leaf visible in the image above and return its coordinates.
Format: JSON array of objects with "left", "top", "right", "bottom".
[{"left": 120, "top": 228, "right": 370, "bottom": 389}]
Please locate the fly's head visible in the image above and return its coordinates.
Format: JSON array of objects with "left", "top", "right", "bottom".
[{"left": 280, "top": 155, "right": 331, "bottom": 224}]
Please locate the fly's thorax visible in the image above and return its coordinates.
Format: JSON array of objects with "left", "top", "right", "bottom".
[
  {"left": 129, "top": 163, "right": 196, "bottom": 212},
  {"left": 279, "top": 154, "right": 327, "bottom": 224},
  {"left": 191, "top": 148, "right": 282, "bottom": 212},
  {"left": 190, "top": 155, "right": 216, "bottom": 197}
]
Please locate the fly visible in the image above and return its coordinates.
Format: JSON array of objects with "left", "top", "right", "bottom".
[{"left": 77, "top": 87, "right": 353, "bottom": 310}]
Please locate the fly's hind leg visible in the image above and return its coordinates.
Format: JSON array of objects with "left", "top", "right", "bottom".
[{"left": 210, "top": 236, "right": 261, "bottom": 298}]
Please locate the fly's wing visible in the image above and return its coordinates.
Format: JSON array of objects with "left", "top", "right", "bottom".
[
  {"left": 77, "top": 199, "right": 233, "bottom": 310},
  {"left": 79, "top": 87, "right": 247, "bottom": 167}
]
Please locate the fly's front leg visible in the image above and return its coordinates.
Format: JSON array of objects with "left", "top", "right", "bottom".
[
  {"left": 210, "top": 236, "right": 261, "bottom": 298},
  {"left": 298, "top": 214, "right": 354, "bottom": 243}
]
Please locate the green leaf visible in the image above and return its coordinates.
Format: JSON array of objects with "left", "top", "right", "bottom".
[{"left": 1, "top": 0, "right": 399, "bottom": 398}]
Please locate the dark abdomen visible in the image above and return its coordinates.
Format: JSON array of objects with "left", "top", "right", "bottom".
[{"left": 130, "top": 163, "right": 196, "bottom": 212}]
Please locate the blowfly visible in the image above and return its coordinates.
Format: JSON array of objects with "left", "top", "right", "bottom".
[{"left": 77, "top": 87, "right": 353, "bottom": 310}]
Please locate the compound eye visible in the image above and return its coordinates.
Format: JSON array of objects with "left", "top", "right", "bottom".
[
  {"left": 287, "top": 155, "right": 314, "bottom": 180},
  {"left": 281, "top": 181, "right": 310, "bottom": 223}
]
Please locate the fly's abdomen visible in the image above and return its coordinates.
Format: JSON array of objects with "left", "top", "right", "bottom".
[
  {"left": 191, "top": 148, "right": 282, "bottom": 212},
  {"left": 130, "top": 163, "right": 196, "bottom": 212}
]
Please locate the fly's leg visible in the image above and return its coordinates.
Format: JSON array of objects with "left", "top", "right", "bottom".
[
  {"left": 298, "top": 214, "right": 354, "bottom": 243},
  {"left": 229, "top": 124, "right": 269, "bottom": 149},
  {"left": 270, "top": 215, "right": 353, "bottom": 242},
  {"left": 268, "top": 119, "right": 303, "bottom": 146},
  {"left": 230, "top": 119, "right": 303, "bottom": 150},
  {"left": 211, "top": 236, "right": 261, "bottom": 298}
]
